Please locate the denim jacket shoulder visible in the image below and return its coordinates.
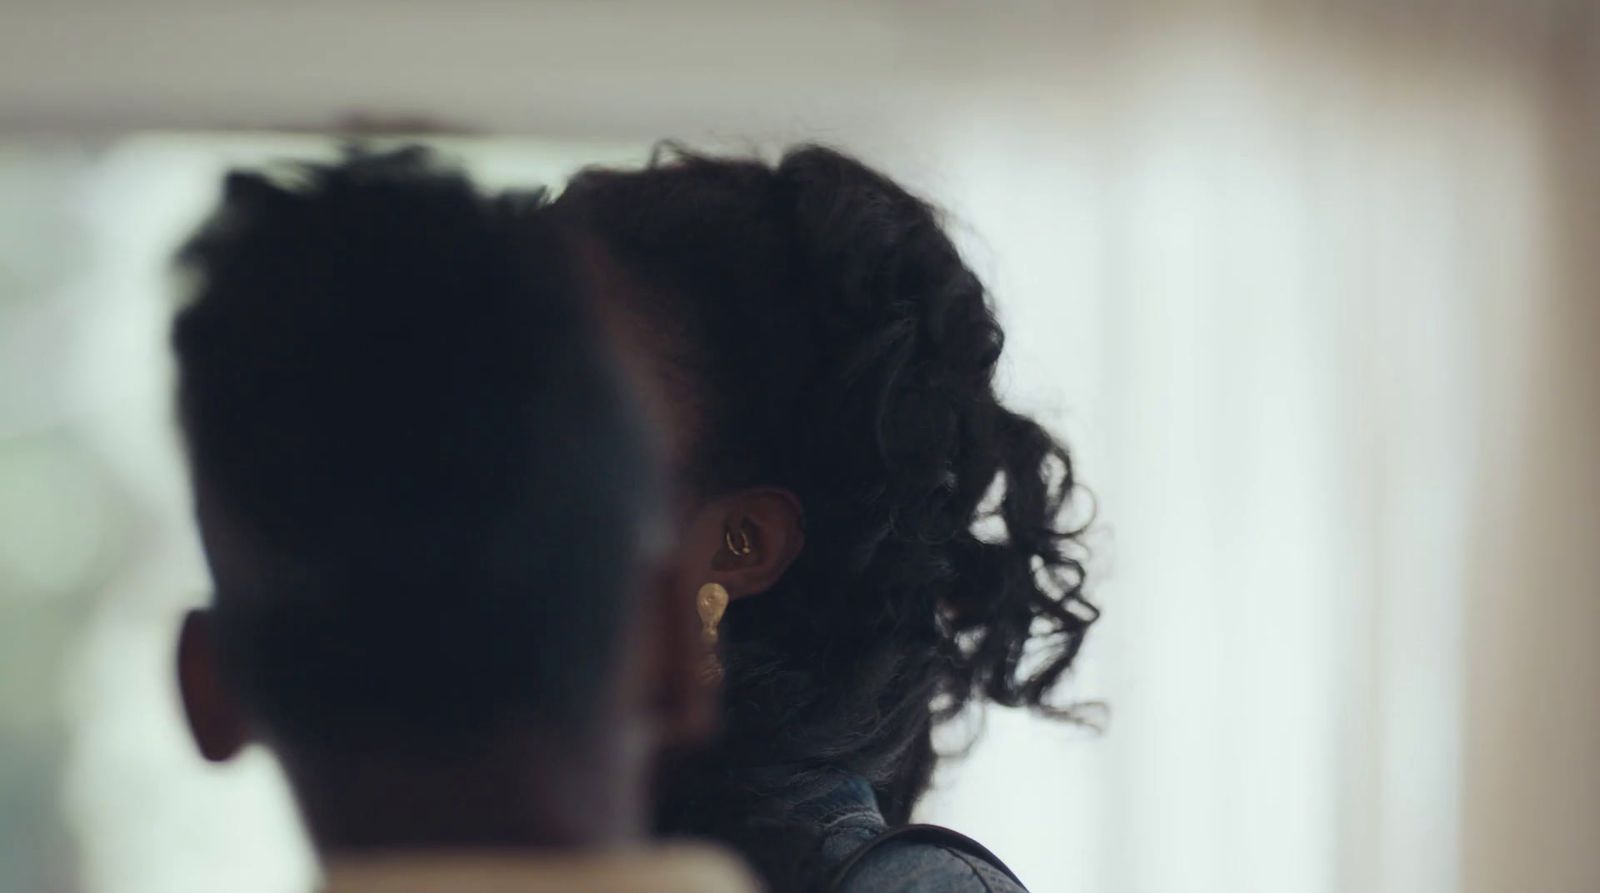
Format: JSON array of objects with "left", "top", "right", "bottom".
[{"left": 796, "top": 774, "right": 1028, "bottom": 893}]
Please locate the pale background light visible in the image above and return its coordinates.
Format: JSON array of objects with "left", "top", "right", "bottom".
[{"left": 0, "top": 3, "right": 1595, "bottom": 892}]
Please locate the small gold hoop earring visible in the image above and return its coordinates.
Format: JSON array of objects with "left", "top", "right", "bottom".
[
  {"left": 724, "top": 527, "right": 754, "bottom": 558},
  {"left": 696, "top": 582, "right": 730, "bottom": 683}
]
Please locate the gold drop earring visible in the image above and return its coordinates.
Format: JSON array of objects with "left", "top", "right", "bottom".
[{"left": 696, "top": 582, "right": 729, "bottom": 684}]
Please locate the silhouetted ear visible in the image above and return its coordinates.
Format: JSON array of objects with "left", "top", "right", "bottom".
[
  {"left": 177, "top": 609, "right": 249, "bottom": 763},
  {"left": 711, "top": 488, "right": 805, "bottom": 600},
  {"left": 676, "top": 487, "right": 804, "bottom": 603}
]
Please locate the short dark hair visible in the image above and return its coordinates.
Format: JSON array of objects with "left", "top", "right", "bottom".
[{"left": 173, "top": 147, "right": 661, "bottom": 755}]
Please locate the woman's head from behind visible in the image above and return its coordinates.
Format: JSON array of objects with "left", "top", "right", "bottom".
[{"left": 554, "top": 145, "right": 1096, "bottom": 882}]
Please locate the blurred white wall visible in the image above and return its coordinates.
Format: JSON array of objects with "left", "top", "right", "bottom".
[{"left": 1, "top": 2, "right": 1596, "bottom": 892}]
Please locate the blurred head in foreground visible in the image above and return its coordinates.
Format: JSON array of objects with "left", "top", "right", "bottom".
[{"left": 168, "top": 149, "right": 727, "bottom": 877}]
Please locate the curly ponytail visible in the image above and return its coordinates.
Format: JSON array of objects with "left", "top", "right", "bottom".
[{"left": 556, "top": 144, "right": 1097, "bottom": 891}]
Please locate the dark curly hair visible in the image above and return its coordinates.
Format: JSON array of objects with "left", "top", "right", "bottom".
[{"left": 555, "top": 144, "right": 1097, "bottom": 891}]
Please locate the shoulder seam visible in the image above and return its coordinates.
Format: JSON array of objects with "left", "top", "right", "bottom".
[
  {"left": 834, "top": 836, "right": 1020, "bottom": 893},
  {"left": 943, "top": 846, "right": 999, "bottom": 893}
]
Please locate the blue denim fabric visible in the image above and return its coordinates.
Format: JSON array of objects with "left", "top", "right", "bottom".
[{"left": 797, "top": 774, "right": 1029, "bottom": 893}]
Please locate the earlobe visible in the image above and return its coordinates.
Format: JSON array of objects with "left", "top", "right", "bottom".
[{"left": 177, "top": 609, "right": 250, "bottom": 763}]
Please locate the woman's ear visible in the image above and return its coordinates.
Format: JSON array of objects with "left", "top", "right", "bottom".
[
  {"left": 176, "top": 609, "right": 249, "bottom": 763},
  {"left": 710, "top": 487, "right": 805, "bottom": 600}
]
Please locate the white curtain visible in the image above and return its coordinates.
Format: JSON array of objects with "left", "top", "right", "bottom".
[{"left": 913, "top": 8, "right": 1600, "bottom": 893}]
